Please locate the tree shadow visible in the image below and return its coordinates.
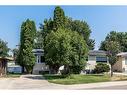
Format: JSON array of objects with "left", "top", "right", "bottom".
[{"left": 23, "top": 75, "right": 45, "bottom": 80}]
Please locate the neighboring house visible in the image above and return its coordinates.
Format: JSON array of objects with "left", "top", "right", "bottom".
[
  {"left": 32, "top": 49, "right": 49, "bottom": 74},
  {"left": 86, "top": 50, "right": 109, "bottom": 72},
  {"left": 6, "top": 49, "right": 48, "bottom": 74},
  {"left": 113, "top": 52, "right": 127, "bottom": 73},
  {"left": 7, "top": 61, "right": 22, "bottom": 73},
  {"left": 0, "top": 57, "right": 13, "bottom": 76}
]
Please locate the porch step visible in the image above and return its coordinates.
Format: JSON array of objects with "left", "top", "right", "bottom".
[{"left": 33, "top": 63, "right": 49, "bottom": 74}]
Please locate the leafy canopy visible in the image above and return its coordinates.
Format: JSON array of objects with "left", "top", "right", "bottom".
[
  {"left": 17, "top": 19, "right": 36, "bottom": 73},
  {"left": 45, "top": 28, "right": 88, "bottom": 68},
  {"left": 0, "top": 39, "right": 9, "bottom": 57}
]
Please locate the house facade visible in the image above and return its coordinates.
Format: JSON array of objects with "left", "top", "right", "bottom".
[
  {"left": 86, "top": 50, "right": 109, "bottom": 72},
  {"left": 0, "top": 57, "right": 13, "bottom": 76},
  {"left": 32, "top": 49, "right": 49, "bottom": 74},
  {"left": 32, "top": 49, "right": 109, "bottom": 74},
  {"left": 113, "top": 52, "right": 127, "bottom": 73}
]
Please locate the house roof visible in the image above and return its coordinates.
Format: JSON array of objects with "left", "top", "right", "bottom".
[
  {"left": 32, "top": 49, "right": 44, "bottom": 54},
  {"left": 117, "top": 52, "right": 127, "bottom": 57},
  {"left": 88, "top": 50, "right": 107, "bottom": 56}
]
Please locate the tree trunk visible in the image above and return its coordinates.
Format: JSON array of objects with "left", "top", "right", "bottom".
[
  {"left": 111, "top": 65, "right": 113, "bottom": 77},
  {"left": 22, "top": 66, "right": 25, "bottom": 74}
]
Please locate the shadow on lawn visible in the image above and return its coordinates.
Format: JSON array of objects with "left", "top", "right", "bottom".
[{"left": 43, "top": 74, "right": 68, "bottom": 80}]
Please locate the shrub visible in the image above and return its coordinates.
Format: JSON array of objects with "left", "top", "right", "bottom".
[
  {"left": 69, "top": 65, "right": 83, "bottom": 74},
  {"left": 94, "top": 63, "right": 110, "bottom": 74}
]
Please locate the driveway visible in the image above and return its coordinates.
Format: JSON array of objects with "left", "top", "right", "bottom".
[
  {"left": 1, "top": 74, "right": 127, "bottom": 89},
  {"left": 0, "top": 74, "right": 66, "bottom": 89}
]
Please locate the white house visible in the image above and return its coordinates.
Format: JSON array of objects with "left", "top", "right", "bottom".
[
  {"left": 86, "top": 50, "right": 109, "bottom": 72},
  {"left": 113, "top": 52, "right": 127, "bottom": 73},
  {"left": 32, "top": 49, "right": 110, "bottom": 74},
  {"left": 32, "top": 49, "right": 49, "bottom": 74}
]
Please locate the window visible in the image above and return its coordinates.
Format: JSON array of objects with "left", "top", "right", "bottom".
[
  {"left": 40, "top": 56, "right": 45, "bottom": 63},
  {"left": 96, "top": 56, "right": 107, "bottom": 62},
  {"left": 88, "top": 56, "right": 96, "bottom": 61},
  {"left": 125, "top": 58, "right": 127, "bottom": 65}
]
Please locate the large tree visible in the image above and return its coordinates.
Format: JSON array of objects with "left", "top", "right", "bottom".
[
  {"left": 53, "top": 6, "right": 65, "bottom": 31},
  {"left": 17, "top": 19, "right": 36, "bottom": 73},
  {"left": 37, "top": 6, "right": 93, "bottom": 74},
  {"left": 38, "top": 7, "right": 94, "bottom": 50},
  {"left": 65, "top": 17, "right": 95, "bottom": 50},
  {"left": 99, "top": 31, "right": 124, "bottom": 76},
  {"left": 104, "top": 41, "right": 120, "bottom": 77},
  {"left": 0, "top": 39, "right": 9, "bottom": 57},
  {"left": 45, "top": 28, "right": 88, "bottom": 74},
  {"left": 100, "top": 31, "right": 127, "bottom": 52}
]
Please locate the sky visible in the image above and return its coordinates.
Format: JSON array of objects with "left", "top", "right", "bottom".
[{"left": 0, "top": 6, "right": 127, "bottom": 50}]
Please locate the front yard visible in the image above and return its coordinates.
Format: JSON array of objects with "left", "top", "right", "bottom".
[
  {"left": 44, "top": 74, "right": 127, "bottom": 85},
  {"left": 44, "top": 74, "right": 111, "bottom": 85},
  {"left": 0, "top": 73, "right": 21, "bottom": 78}
]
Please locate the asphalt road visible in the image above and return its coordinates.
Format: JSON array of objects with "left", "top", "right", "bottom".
[{"left": 88, "top": 85, "right": 127, "bottom": 90}]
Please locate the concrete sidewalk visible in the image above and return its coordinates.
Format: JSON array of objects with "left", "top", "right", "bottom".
[
  {"left": 113, "top": 72, "right": 127, "bottom": 76},
  {"left": 64, "top": 81, "right": 127, "bottom": 89}
]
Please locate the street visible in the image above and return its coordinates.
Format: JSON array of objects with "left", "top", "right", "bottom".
[{"left": 89, "top": 85, "right": 127, "bottom": 90}]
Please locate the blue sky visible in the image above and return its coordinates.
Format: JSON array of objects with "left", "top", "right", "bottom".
[{"left": 0, "top": 6, "right": 127, "bottom": 50}]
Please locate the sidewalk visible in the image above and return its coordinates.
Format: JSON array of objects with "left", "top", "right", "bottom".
[
  {"left": 63, "top": 81, "right": 127, "bottom": 89},
  {"left": 113, "top": 72, "right": 127, "bottom": 76},
  {"left": 1, "top": 74, "right": 127, "bottom": 89}
]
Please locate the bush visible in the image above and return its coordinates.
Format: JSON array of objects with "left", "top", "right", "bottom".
[
  {"left": 69, "top": 65, "right": 83, "bottom": 74},
  {"left": 94, "top": 63, "right": 110, "bottom": 74}
]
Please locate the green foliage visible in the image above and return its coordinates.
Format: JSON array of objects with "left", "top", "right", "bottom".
[
  {"left": 69, "top": 65, "right": 83, "bottom": 74},
  {"left": 0, "top": 39, "right": 9, "bottom": 57},
  {"left": 34, "top": 31, "right": 44, "bottom": 49},
  {"left": 105, "top": 41, "right": 120, "bottom": 65},
  {"left": 53, "top": 6, "right": 65, "bottom": 31},
  {"left": 100, "top": 33, "right": 121, "bottom": 76},
  {"left": 94, "top": 63, "right": 110, "bottom": 74},
  {"left": 36, "top": 6, "right": 93, "bottom": 74},
  {"left": 38, "top": 7, "right": 94, "bottom": 51},
  {"left": 45, "top": 28, "right": 88, "bottom": 74},
  {"left": 105, "top": 41, "right": 120, "bottom": 76},
  {"left": 45, "top": 28, "right": 72, "bottom": 66},
  {"left": 44, "top": 74, "right": 110, "bottom": 85},
  {"left": 100, "top": 31, "right": 127, "bottom": 52},
  {"left": 17, "top": 19, "right": 36, "bottom": 73},
  {"left": 65, "top": 17, "right": 95, "bottom": 50}
]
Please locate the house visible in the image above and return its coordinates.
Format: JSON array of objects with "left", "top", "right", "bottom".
[
  {"left": 32, "top": 49, "right": 109, "bottom": 74},
  {"left": 86, "top": 50, "right": 109, "bottom": 72},
  {"left": 113, "top": 52, "right": 127, "bottom": 73},
  {"left": 0, "top": 57, "right": 13, "bottom": 76},
  {"left": 6, "top": 49, "right": 48, "bottom": 74},
  {"left": 32, "top": 49, "right": 49, "bottom": 74},
  {"left": 7, "top": 60, "right": 22, "bottom": 73}
]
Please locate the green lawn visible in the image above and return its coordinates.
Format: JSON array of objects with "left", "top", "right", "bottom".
[
  {"left": 43, "top": 74, "right": 111, "bottom": 85},
  {"left": 5, "top": 73, "right": 22, "bottom": 78}
]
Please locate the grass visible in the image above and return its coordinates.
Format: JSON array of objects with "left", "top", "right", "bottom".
[
  {"left": 5, "top": 73, "right": 22, "bottom": 78},
  {"left": 111, "top": 74, "right": 127, "bottom": 81},
  {"left": 43, "top": 74, "right": 111, "bottom": 85}
]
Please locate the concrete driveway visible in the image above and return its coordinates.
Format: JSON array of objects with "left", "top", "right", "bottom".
[
  {"left": 1, "top": 74, "right": 127, "bottom": 89},
  {"left": 0, "top": 75, "right": 65, "bottom": 89}
]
